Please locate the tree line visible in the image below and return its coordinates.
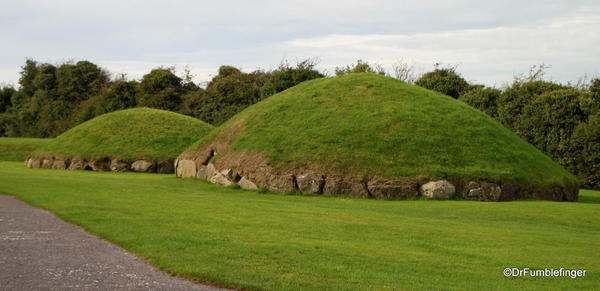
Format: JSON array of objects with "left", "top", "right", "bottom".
[
  {"left": 0, "top": 59, "right": 597, "bottom": 189},
  {"left": 415, "top": 64, "right": 599, "bottom": 190}
]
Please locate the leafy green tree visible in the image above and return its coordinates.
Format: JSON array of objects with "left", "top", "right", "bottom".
[
  {"left": 32, "top": 64, "right": 58, "bottom": 93},
  {"left": 567, "top": 113, "right": 600, "bottom": 189},
  {"left": 18, "top": 59, "right": 39, "bottom": 96},
  {"left": 458, "top": 86, "right": 501, "bottom": 117},
  {"left": 519, "top": 89, "right": 590, "bottom": 159},
  {"left": 260, "top": 60, "right": 324, "bottom": 97},
  {"left": 203, "top": 67, "right": 267, "bottom": 124},
  {"left": 496, "top": 81, "right": 566, "bottom": 134},
  {"left": 179, "top": 89, "right": 209, "bottom": 119},
  {"left": 100, "top": 80, "right": 138, "bottom": 112},
  {"left": 55, "top": 61, "right": 109, "bottom": 102},
  {"left": 590, "top": 78, "right": 600, "bottom": 112},
  {"left": 415, "top": 68, "right": 469, "bottom": 99},
  {"left": 137, "top": 68, "right": 184, "bottom": 111},
  {"left": 75, "top": 80, "right": 139, "bottom": 123},
  {"left": 0, "top": 86, "right": 15, "bottom": 113}
]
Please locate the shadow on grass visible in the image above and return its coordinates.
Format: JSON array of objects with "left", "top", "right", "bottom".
[
  {"left": 577, "top": 196, "right": 600, "bottom": 204},
  {"left": 577, "top": 189, "right": 600, "bottom": 204}
]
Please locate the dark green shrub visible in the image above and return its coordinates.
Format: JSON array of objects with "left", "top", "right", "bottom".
[
  {"left": 496, "top": 81, "right": 567, "bottom": 134},
  {"left": 458, "top": 86, "right": 501, "bottom": 117},
  {"left": 260, "top": 60, "right": 324, "bottom": 97},
  {"left": 137, "top": 69, "right": 184, "bottom": 111},
  {"left": 202, "top": 67, "right": 267, "bottom": 125},
  {"left": 415, "top": 68, "right": 469, "bottom": 99},
  {"left": 335, "top": 60, "right": 385, "bottom": 76},
  {"left": 0, "top": 86, "right": 15, "bottom": 113},
  {"left": 217, "top": 66, "right": 241, "bottom": 78},
  {"left": 567, "top": 113, "right": 600, "bottom": 189},
  {"left": 55, "top": 61, "right": 109, "bottom": 103},
  {"left": 519, "top": 89, "right": 590, "bottom": 158}
]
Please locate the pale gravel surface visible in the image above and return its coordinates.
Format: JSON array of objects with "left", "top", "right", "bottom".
[{"left": 0, "top": 195, "right": 226, "bottom": 290}]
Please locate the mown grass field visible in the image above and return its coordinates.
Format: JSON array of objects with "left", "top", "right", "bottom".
[
  {"left": 0, "top": 161, "right": 597, "bottom": 290},
  {"left": 0, "top": 137, "right": 51, "bottom": 161}
]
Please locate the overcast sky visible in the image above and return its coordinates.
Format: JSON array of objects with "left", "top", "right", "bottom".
[{"left": 1, "top": 0, "right": 599, "bottom": 87}]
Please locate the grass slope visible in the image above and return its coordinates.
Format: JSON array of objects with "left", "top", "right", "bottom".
[
  {"left": 34, "top": 108, "right": 213, "bottom": 160},
  {"left": 0, "top": 161, "right": 597, "bottom": 290},
  {"left": 0, "top": 137, "right": 51, "bottom": 161},
  {"left": 190, "top": 73, "right": 575, "bottom": 187}
]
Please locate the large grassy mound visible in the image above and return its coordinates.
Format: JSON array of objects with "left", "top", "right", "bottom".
[
  {"left": 180, "top": 73, "right": 577, "bottom": 200},
  {"left": 0, "top": 138, "right": 51, "bottom": 161},
  {"left": 33, "top": 108, "right": 213, "bottom": 161}
]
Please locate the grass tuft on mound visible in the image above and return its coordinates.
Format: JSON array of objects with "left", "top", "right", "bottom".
[
  {"left": 0, "top": 137, "right": 51, "bottom": 161},
  {"left": 34, "top": 108, "right": 213, "bottom": 160},
  {"left": 188, "top": 73, "right": 575, "bottom": 188}
]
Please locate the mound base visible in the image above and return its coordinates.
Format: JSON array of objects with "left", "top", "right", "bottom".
[
  {"left": 174, "top": 153, "right": 579, "bottom": 202},
  {"left": 26, "top": 156, "right": 175, "bottom": 174}
]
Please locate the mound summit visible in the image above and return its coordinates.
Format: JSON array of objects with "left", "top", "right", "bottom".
[
  {"left": 178, "top": 73, "right": 577, "bottom": 201},
  {"left": 27, "top": 108, "right": 213, "bottom": 173}
]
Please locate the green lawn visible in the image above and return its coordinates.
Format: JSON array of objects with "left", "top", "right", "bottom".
[
  {"left": 0, "top": 137, "right": 51, "bottom": 161},
  {"left": 0, "top": 161, "right": 597, "bottom": 290}
]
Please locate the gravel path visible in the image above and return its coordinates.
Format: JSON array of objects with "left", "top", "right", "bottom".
[{"left": 0, "top": 195, "right": 225, "bottom": 290}]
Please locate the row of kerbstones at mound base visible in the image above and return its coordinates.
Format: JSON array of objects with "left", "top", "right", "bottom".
[
  {"left": 175, "top": 159, "right": 578, "bottom": 201},
  {"left": 25, "top": 156, "right": 174, "bottom": 173}
]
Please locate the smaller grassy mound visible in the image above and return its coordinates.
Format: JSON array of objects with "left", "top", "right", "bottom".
[
  {"left": 32, "top": 108, "right": 213, "bottom": 171},
  {"left": 0, "top": 138, "right": 51, "bottom": 161}
]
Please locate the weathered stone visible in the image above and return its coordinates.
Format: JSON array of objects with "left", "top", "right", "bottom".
[
  {"left": 296, "top": 173, "right": 324, "bottom": 194},
  {"left": 266, "top": 174, "right": 296, "bottom": 193},
  {"left": 41, "top": 158, "right": 54, "bottom": 169},
  {"left": 220, "top": 168, "right": 233, "bottom": 178},
  {"left": 68, "top": 159, "right": 86, "bottom": 170},
  {"left": 110, "top": 159, "right": 130, "bottom": 172},
  {"left": 238, "top": 177, "right": 258, "bottom": 190},
  {"left": 29, "top": 158, "right": 42, "bottom": 168},
  {"left": 196, "top": 165, "right": 207, "bottom": 179},
  {"left": 176, "top": 160, "right": 196, "bottom": 178},
  {"left": 208, "top": 171, "right": 232, "bottom": 186},
  {"left": 367, "top": 178, "right": 418, "bottom": 199},
  {"left": 205, "top": 163, "right": 218, "bottom": 180},
  {"left": 465, "top": 181, "right": 501, "bottom": 201},
  {"left": 157, "top": 160, "right": 174, "bottom": 174},
  {"left": 323, "top": 177, "right": 369, "bottom": 198},
  {"left": 420, "top": 180, "right": 456, "bottom": 199},
  {"left": 89, "top": 158, "right": 111, "bottom": 171},
  {"left": 131, "top": 160, "right": 155, "bottom": 173},
  {"left": 51, "top": 160, "right": 69, "bottom": 170}
]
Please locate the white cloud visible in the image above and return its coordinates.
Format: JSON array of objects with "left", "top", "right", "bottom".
[
  {"left": 0, "top": 0, "right": 599, "bottom": 87},
  {"left": 283, "top": 6, "right": 600, "bottom": 85}
]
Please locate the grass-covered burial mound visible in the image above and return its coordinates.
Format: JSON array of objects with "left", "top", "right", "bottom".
[
  {"left": 177, "top": 73, "right": 578, "bottom": 201},
  {"left": 28, "top": 108, "right": 213, "bottom": 173}
]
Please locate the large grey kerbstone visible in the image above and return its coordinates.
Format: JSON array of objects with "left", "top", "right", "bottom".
[
  {"left": 296, "top": 173, "right": 324, "bottom": 194},
  {"left": 238, "top": 177, "right": 258, "bottom": 190},
  {"left": 420, "top": 180, "right": 456, "bottom": 199},
  {"left": 176, "top": 160, "right": 196, "bottom": 178},
  {"left": 131, "top": 160, "right": 155, "bottom": 173}
]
